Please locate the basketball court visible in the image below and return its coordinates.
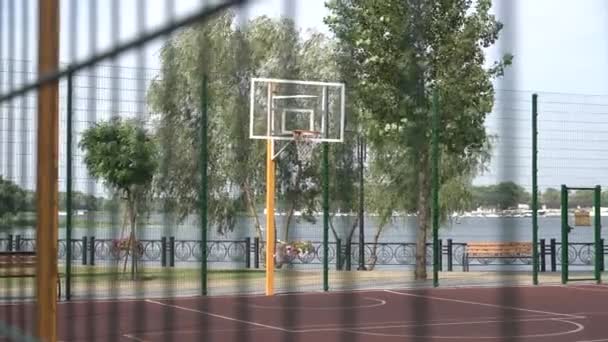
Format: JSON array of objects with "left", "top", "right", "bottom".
[{"left": 1, "top": 284, "right": 608, "bottom": 341}]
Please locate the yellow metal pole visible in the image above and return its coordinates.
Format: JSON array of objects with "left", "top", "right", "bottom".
[
  {"left": 265, "top": 139, "right": 275, "bottom": 296},
  {"left": 37, "top": 0, "right": 60, "bottom": 340}
]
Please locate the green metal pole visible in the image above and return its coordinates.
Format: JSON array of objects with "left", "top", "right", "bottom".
[
  {"left": 200, "top": 74, "right": 208, "bottom": 295},
  {"left": 323, "top": 141, "right": 329, "bottom": 291},
  {"left": 323, "top": 86, "right": 330, "bottom": 291},
  {"left": 561, "top": 185, "right": 568, "bottom": 284},
  {"left": 65, "top": 72, "right": 73, "bottom": 300},
  {"left": 357, "top": 134, "right": 366, "bottom": 271},
  {"left": 532, "top": 94, "right": 539, "bottom": 285},
  {"left": 595, "top": 185, "right": 602, "bottom": 283},
  {"left": 431, "top": 90, "right": 439, "bottom": 287}
]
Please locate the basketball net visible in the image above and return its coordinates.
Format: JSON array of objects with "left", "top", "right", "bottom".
[{"left": 292, "top": 130, "right": 320, "bottom": 165}]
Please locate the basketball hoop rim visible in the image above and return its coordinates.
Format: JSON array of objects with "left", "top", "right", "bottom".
[{"left": 292, "top": 129, "right": 321, "bottom": 140}]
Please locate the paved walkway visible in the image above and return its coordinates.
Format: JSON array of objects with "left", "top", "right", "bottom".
[{"left": 0, "top": 270, "right": 600, "bottom": 302}]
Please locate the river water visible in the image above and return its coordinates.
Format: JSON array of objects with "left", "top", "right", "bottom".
[{"left": 3, "top": 214, "right": 602, "bottom": 244}]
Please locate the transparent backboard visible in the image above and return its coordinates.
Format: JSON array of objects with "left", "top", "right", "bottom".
[{"left": 249, "top": 78, "right": 345, "bottom": 142}]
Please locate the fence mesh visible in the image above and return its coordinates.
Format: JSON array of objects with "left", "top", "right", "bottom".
[
  {"left": 4, "top": 75, "right": 608, "bottom": 296},
  {"left": 1, "top": 0, "right": 608, "bottom": 341}
]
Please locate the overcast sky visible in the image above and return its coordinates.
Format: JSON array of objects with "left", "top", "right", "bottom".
[
  {"left": 3, "top": 0, "right": 608, "bottom": 191},
  {"left": 52, "top": 0, "right": 608, "bottom": 94}
]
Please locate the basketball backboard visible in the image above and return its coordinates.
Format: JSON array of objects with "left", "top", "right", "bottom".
[{"left": 249, "top": 78, "right": 345, "bottom": 142}]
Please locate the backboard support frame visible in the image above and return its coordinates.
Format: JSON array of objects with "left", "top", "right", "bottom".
[{"left": 251, "top": 77, "right": 345, "bottom": 296}]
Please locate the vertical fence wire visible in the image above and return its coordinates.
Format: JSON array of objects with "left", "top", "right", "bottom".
[
  {"left": 108, "top": 0, "right": 121, "bottom": 339},
  {"left": 161, "top": 2, "right": 176, "bottom": 340},
  {"left": 18, "top": 2, "right": 30, "bottom": 332},
  {"left": 65, "top": 1, "right": 78, "bottom": 340}
]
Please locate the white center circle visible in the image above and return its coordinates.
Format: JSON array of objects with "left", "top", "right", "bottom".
[
  {"left": 241, "top": 297, "right": 387, "bottom": 310},
  {"left": 341, "top": 318, "right": 584, "bottom": 339}
]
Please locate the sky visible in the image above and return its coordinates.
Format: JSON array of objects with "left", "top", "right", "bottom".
[
  {"left": 0, "top": 0, "right": 605, "bottom": 94},
  {"left": 53, "top": 0, "right": 608, "bottom": 95},
  {"left": 3, "top": 0, "right": 608, "bottom": 192}
]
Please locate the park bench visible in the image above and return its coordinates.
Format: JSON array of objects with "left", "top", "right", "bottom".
[
  {"left": 0, "top": 251, "right": 63, "bottom": 300},
  {"left": 464, "top": 242, "right": 533, "bottom": 271}
]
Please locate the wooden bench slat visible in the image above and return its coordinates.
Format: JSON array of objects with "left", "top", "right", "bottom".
[
  {"left": 467, "top": 242, "right": 533, "bottom": 258},
  {"left": 0, "top": 252, "right": 63, "bottom": 299}
]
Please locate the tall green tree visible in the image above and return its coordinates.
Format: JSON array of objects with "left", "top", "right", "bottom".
[
  {"left": 326, "top": 0, "right": 511, "bottom": 279},
  {"left": 472, "top": 182, "right": 530, "bottom": 210},
  {"left": 79, "top": 117, "right": 158, "bottom": 277},
  {"left": 148, "top": 13, "right": 359, "bottom": 246},
  {"left": 570, "top": 190, "right": 594, "bottom": 208},
  {"left": 0, "top": 176, "right": 27, "bottom": 220},
  {"left": 541, "top": 188, "right": 561, "bottom": 209}
]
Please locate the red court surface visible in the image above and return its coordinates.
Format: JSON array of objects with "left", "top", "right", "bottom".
[{"left": 2, "top": 284, "right": 608, "bottom": 341}]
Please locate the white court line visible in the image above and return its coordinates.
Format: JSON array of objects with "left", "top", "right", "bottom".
[
  {"left": 122, "top": 334, "right": 148, "bottom": 342},
  {"left": 571, "top": 311, "right": 608, "bottom": 316},
  {"left": 567, "top": 286, "right": 608, "bottom": 294},
  {"left": 384, "top": 289, "right": 585, "bottom": 319},
  {"left": 281, "top": 313, "right": 558, "bottom": 331},
  {"left": 577, "top": 339, "right": 608, "bottom": 342},
  {"left": 294, "top": 316, "right": 585, "bottom": 333},
  {"left": 123, "top": 313, "right": 577, "bottom": 337},
  {"left": 124, "top": 326, "right": 269, "bottom": 337},
  {"left": 145, "top": 299, "right": 290, "bottom": 333},
  {"left": 343, "top": 319, "right": 584, "bottom": 339},
  {"left": 240, "top": 297, "right": 386, "bottom": 310}
]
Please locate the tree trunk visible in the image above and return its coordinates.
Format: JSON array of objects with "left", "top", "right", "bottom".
[
  {"left": 243, "top": 180, "right": 263, "bottom": 239},
  {"left": 121, "top": 194, "right": 138, "bottom": 280},
  {"left": 283, "top": 201, "right": 296, "bottom": 242},
  {"left": 346, "top": 216, "right": 359, "bottom": 243},
  {"left": 283, "top": 164, "right": 303, "bottom": 242},
  {"left": 415, "top": 153, "right": 430, "bottom": 280},
  {"left": 130, "top": 199, "right": 138, "bottom": 280},
  {"left": 368, "top": 222, "right": 386, "bottom": 271},
  {"left": 122, "top": 195, "right": 133, "bottom": 274},
  {"left": 328, "top": 215, "right": 340, "bottom": 242}
]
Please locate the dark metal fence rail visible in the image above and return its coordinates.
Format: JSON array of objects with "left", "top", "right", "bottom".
[{"left": 4, "top": 236, "right": 605, "bottom": 270}]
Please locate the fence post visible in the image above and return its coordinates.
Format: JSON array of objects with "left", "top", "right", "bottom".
[
  {"left": 254, "top": 237, "right": 260, "bottom": 269},
  {"left": 8, "top": 235, "right": 13, "bottom": 252},
  {"left": 245, "top": 237, "right": 251, "bottom": 269},
  {"left": 161, "top": 237, "right": 167, "bottom": 267},
  {"left": 89, "top": 236, "right": 95, "bottom": 266},
  {"left": 550, "top": 238, "right": 557, "bottom": 272},
  {"left": 65, "top": 72, "right": 74, "bottom": 301},
  {"left": 540, "top": 238, "right": 546, "bottom": 272},
  {"left": 447, "top": 239, "right": 453, "bottom": 271},
  {"left": 601, "top": 238, "right": 605, "bottom": 272},
  {"left": 345, "top": 241, "right": 351, "bottom": 271},
  {"left": 82, "top": 237, "right": 88, "bottom": 265},
  {"left": 336, "top": 239, "right": 342, "bottom": 271},
  {"left": 15, "top": 235, "right": 21, "bottom": 251},
  {"left": 169, "top": 237, "right": 175, "bottom": 267},
  {"left": 438, "top": 239, "right": 443, "bottom": 271},
  {"left": 463, "top": 244, "right": 468, "bottom": 272}
]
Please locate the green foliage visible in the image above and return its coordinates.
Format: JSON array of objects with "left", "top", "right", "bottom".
[
  {"left": 58, "top": 191, "right": 103, "bottom": 211},
  {"left": 79, "top": 117, "right": 158, "bottom": 195},
  {"left": 541, "top": 188, "right": 561, "bottom": 209},
  {"left": 471, "top": 182, "right": 530, "bottom": 210},
  {"left": 148, "top": 12, "right": 357, "bottom": 238},
  {"left": 569, "top": 190, "right": 594, "bottom": 208},
  {"left": 0, "top": 176, "right": 27, "bottom": 219},
  {"left": 79, "top": 117, "right": 158, "bottom": 276},
  {"left": 325, "top": 0, "right": 511, "bottom": 278}
]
